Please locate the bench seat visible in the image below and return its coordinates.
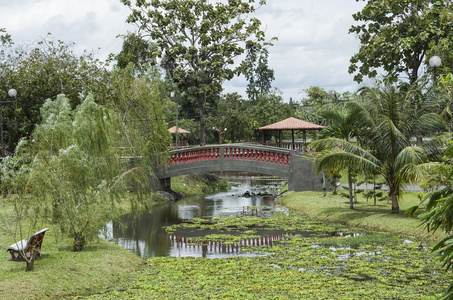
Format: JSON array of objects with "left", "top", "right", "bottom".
[{"left": 6, "top": 228, "right": 49, "bottom": 261}]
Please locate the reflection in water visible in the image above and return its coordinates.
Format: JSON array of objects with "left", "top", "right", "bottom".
[{"left": 101, "top": 177, "right": 287, "bottom": 259}]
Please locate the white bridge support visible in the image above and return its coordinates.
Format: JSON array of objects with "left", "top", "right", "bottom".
[{"left": 151, "top": 144, "right": 321, "bottom": 192}]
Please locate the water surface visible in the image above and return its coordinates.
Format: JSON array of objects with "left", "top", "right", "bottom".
[{"left": 102, "top": 177, "right": 287, "bottom": 259}]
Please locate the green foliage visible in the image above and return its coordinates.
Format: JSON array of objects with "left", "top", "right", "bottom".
[
  {"left": 0, "top": 34, "right": 112, "bottom": 151},
  {"left": 414, "top": 141, "right": 453, "bottom": 298},
  {"left": 113, "top": 32, "right": 156, "bottom": 75},
  {"left": 349, "top": 0, "right": 453, "bottom": 83},
  {"left": 121, "top": 0, "right": 272, "bottom": 145},
  {"left": 108, "top": 65, "right": 171, "bottom": 165},
  {"left": 297, "top": 86, "right": 342, "bottom": 124},
  {"left": 27, "top": 94, "right": 121, "bottom": 251},
  {"left": 437, "top": 73, "right": 453, "bottom": 133},
  {"left": 208, "top": 92, "right": 255, "bottom": 143},
  {"left": 313, "top": 80, "right": 448, "bottom": 213},
  {"left": 0, "top": 87, "right": 170, "bottom": 252},
  {"left": 244, "top": 48, "right": 275, "bottom": 102}
]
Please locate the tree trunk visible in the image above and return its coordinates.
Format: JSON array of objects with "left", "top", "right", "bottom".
[
  {"left": 389, "top": 183, "right": 399, "bottom": 213},
  {"left": 332, "top": 176, "right": 338, "bottom": 195},
  {"left": 72, "top": 232, "right": 86, "bottom": 252},
  {"left": 391, "top": 192, "right": 399, "bottom": 213},
  {"left": 373, "top": 184, "right": 377, "bottom": 206},
  {"left": 416, "top": 136, "right": 423, "bottom": 146},
  {"left": 322, "top": 172, "right": 326, "bottom": 197},
  {"left": 25, "top": 250, "right": 37, "bottom": 271},
  {"left": 198, "top": 97, "right": 206, "bottom": 146},
  {"left": 348, "top": 173, "right": 354, "bottom": 209}
]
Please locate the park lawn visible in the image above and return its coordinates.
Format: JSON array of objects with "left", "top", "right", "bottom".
[
  {"left": 279, "top": 190, "right": 447, "bottom": 244},
  {"left": 0, "top": 219, "right": 144, "bottom": 300}
]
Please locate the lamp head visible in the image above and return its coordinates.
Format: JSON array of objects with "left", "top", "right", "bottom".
[
  {"left": 8, "top": 89, "right": 17, "bottom": 98},
  {"left": 429, "top": 56, "right": 442, "bottom": 68}
]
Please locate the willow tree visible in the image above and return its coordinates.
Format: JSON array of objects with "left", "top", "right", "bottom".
[
  {"left": 121, "top": 0, "right": 271, "bottom": 145},
  {"left": 21, "top": 94, "right": 124, "bottom": 251},
  {"left": 0, "top": 84, "right": 169, "bottom": 253}
]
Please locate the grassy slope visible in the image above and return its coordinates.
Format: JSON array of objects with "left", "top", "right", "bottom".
[
  {"left": 279, "top": 190, "right": 447, "bottom": 244},
  {"left": 0, "top": 174, "right": 221, "bottom": 300}
]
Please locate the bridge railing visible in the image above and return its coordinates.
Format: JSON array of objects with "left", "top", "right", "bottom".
[{"left": 166, "top": 144, "right": 291, "bottom": 166}]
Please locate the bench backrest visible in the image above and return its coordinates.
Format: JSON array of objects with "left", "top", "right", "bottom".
[{"left": 26, "top": 228, "right": 49, "bottom": 254}]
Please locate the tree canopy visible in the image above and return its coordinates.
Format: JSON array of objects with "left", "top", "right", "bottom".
[
  {"left": 0, "top": 34, "right": 112, "bottom": 152},
  {"left": 121, "top": 0, "right": 272, "bottom": 145},
  {"left": 349, "top": 0, "right": 453, "bottom": 83}
]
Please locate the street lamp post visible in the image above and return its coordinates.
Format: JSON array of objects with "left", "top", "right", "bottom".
[
  {"left": 170, "top": 92, "right": 179, "bottom": 150},
  {"left": 0, "top": 89, "right": 17, "bottom": 158},
  {"left": 429, "top": 55, "right": 442, "bottom": 82}
]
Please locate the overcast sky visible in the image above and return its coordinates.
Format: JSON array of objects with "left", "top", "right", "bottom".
[{"left": 1, "top": 0, "right": 366, "bottom": 102}]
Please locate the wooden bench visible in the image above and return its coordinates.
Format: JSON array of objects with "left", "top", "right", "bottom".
[{"left": 6, "top": 228, "right": 49, "bottom": 261}]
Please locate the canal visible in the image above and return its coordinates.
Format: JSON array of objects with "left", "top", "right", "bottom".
[{"left": 101, "top": 174, "right": 288, "bottom": 259}]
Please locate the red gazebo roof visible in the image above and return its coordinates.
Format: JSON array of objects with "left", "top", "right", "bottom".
[{"left": 259, "top": 117, "right": 324, "bottom": 131}]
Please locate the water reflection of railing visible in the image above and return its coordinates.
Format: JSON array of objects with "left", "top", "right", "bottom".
[{"left": 168, "top": 233, "right": 291, "bottom": 254}]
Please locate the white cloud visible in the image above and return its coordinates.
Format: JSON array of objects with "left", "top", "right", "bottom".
[{"left": 1, "top": 0, "right": 366, "bottom": 101}]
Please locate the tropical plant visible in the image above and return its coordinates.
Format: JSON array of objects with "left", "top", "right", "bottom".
[
  {"left": 314, "top": 81, "right": 446, "bottom": 213},
  {"left": 409, "top": 142, "right": 453, "bottom": 299},
  {"left": 314, "top": 105, "right": 363, "bottom": 207}
]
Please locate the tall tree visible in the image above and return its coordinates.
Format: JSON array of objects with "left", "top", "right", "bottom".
[
  {"left": 349, "top": 0, "right": 453, "bottom": 83},
  {"left": 121, "top": 0, "right": 271, "bottom": 145},
  {"left": 244, "top": 47, "right": 275, "bottom": 102}
]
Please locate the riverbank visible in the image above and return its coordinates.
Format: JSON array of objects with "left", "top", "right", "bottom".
[{"left": 279, "top": 190, "right": 447, "bottom": 244}]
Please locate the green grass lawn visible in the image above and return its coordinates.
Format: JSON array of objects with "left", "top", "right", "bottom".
[{"left": 279, "top": 190, "right": 446, "bottom": 244}]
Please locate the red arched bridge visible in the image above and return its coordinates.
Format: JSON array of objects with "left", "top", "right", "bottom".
[{"left": 152, "top": 144, "right": 321, "bottom": 192}]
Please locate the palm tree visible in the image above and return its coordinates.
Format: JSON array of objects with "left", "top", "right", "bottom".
[
  {"left": 314, "top": 81, "right": 446, "bottom": 213},
  {"left": 315, "top": 106, "right": 363, "bottom": 208}
]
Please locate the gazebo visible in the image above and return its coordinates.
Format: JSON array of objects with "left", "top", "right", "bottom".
[
  {"left": 168, "top": 126, "right": 191, "bottom": 148},
  {"left": 259, "top": 117, "right": 325, "bottom": 151}
]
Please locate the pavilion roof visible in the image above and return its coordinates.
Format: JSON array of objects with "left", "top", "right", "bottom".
[
  {"left": 259, "top": 117, "right": 325, "bottom": 131},
  {"left": 168, "top": 126, "right": 191, "bottom": 134}
]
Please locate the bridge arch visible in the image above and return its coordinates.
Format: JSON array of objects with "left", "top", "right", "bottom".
[{"left": 153, "top": 144, "right": 321, "bottom": 192}]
